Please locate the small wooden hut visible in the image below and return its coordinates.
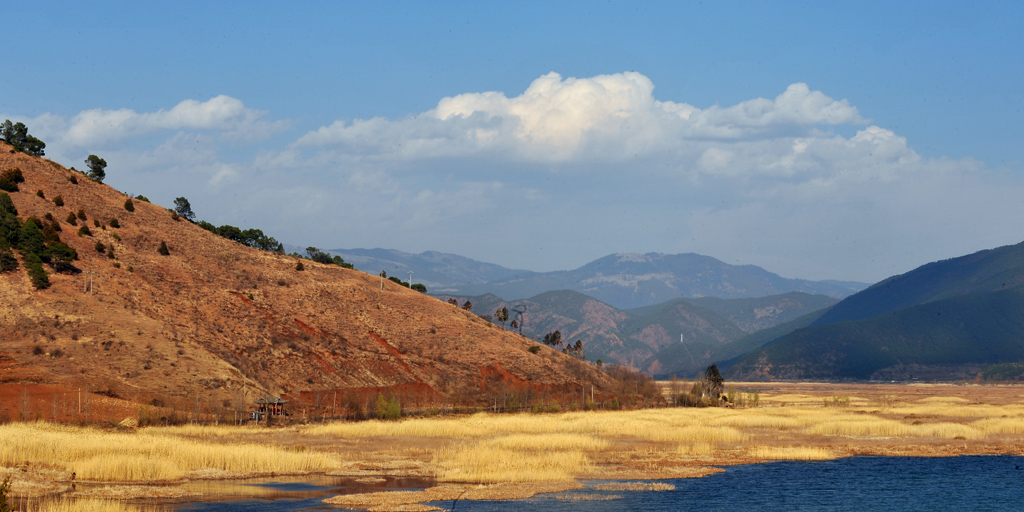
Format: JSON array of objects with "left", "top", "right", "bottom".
[{"left": 253, "top": 396, "right": 287, "bottom": 420}]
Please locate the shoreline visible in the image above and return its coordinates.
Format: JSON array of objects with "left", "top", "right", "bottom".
[{"left": 2, "top": 382, "right": 1022, "bottom": 509}]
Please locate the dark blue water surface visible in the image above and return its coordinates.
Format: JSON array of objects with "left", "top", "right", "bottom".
[{"left": 174, "top": 456, "right": 1024, "bottom": 511}]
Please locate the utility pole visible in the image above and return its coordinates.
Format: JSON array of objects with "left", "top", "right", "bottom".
[
  {"left": 408, "top": 270, "right": 413, "bottom": 287},
  {"left": 83, "top": 271, "right": 95, "bottom": 294}
]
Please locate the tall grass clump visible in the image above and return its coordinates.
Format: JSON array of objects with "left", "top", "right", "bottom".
[
  {"left": 434, "top": 435, "right": 592, "bottom": 483},
  {"left": 971, "top": 417, "right": 1024, "bottom": 435},
  {"left": 0, "top": 423, "right": 335, "bottom": 482},
  {"left": 804, "top": 415, "right": 984, "bottom": 439},
  {"left": 32, "top": 497, "right": 141, "bottom": 512},
  {"left": 749, "top": 446, "right": 835, "bottom": 461}
]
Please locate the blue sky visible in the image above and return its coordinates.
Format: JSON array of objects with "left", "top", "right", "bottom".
[{"left": 4, "top": 1, "right": 1023, "bottom": 282}]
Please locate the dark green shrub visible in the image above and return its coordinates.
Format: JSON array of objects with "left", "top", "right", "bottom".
[
  {"left": 25, "top": 252, "right": 49, "bottom": 289},
  {"left": 528, "top": 345, "right": 540, "bottom": 354},
  {"left": 53, "top": 195, "right": 64, "bottom": 207},
  {"left": 77, "top": 226, "right": 92, "bottom": 237},
  {"left": 135, "top": 194, "right": 150, "bottom": 203},
  {"left": 19, "top": 218, "right": 46, "bottom": 256},
  {"left": 111, "top": 233, "right": 120, "bottom": 241},
  {"left": 36, "top": 189, "right": 44, "bottom": 198},
  {"left": 77, "top": 209, "right": 86, "bottom": 221},
  {"left": 68, "top": 174, "right": 78, "bottom": 184},
  {"left": 0, "top": 246, "right": 16, "bottom": 273},
  {"left": 95, "top": 241, "right": 106, "bottom": 253},
  {"left": 65, "top": 212, "right": 77, "bottom": 226},
  {"left": 109, "top": 218, "right": 120, "bottom": 228},
  {"left": 40, "top": 221, "right": 60, "bottom": 243},
  {"left": 46, "top": 242, "right": 78, "bottom": 273},
  {"left": 107, "top": 248, "right": 115, "bottom": 259},
  {"left": 124, "top": 198, "right": 134, "bottom": 212},
  {"left": 295, "top": 261, "right": 304, "bottom": 271},
  {"left": 0, "top": 192, "right": 16, "bottom": 216},
  {"left": 0, "top": 168, "right": 24, "bottom": 192},
  {"left": 93, "top": 219, "right": 100, "bottom": 228},
  {"left": 158, "top": 241, "right": 170, "bottom": 255}
]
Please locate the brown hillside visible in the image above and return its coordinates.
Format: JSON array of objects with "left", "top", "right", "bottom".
[{"left": 0, "top": 143, "right": 610, "bottom": 420}]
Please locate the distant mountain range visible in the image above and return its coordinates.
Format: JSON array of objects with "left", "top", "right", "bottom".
[
  {"left": 726, "top": 241, "right": 1024, "bottom": 381},
  {"left": 442, "top": 290, "right": 839, "bottom": 378},
  {"left": 327, "top": 248, "right": 867, "bottom": 309}
]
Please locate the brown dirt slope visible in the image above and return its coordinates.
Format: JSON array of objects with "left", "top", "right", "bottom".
[{"left": 0, "top": 143, "right": 608, "bottom": 419}]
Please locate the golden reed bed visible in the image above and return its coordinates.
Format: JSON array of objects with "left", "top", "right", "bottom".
[{"left": 1, "top": 382, "right": 1022, "bottom": 510}]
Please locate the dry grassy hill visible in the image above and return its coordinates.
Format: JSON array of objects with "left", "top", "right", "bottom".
[{"left": 0, "top": 143, "right": 610, "bottom": 422}]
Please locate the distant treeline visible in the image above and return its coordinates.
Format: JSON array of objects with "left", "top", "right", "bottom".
[
  {"left": 292, "top": 246, "right": 355, "bottom": 269},
  {"left": 196, "top": 220, "right": 285, "bottom": 253}
]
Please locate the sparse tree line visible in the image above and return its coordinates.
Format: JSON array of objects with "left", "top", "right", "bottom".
[
  {"left": 165, "top": 196, "right": 287, "bottom": 255},
  {"left": 666, "top": 364, "right": 759, "bottom": 407},
  {"left": 296, "top": 246, "right": 354, "bottom": 269},
  {"left": 541, "top": 329, "right": 586, "bottom": 360},
  {"left": 373, "top": 270, "right": 428, "bottom": 292},
  {"left": 447, "top": 297, "right": 473, "bottom": 310}
]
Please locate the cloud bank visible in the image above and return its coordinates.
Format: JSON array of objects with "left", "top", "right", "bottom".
[
  {"left": 296, "top": 72, "right": 866, "bottom": 163},
  {"left": 23, "top": 95, "right": 285, "bottom": 149},
  {"left": 6, "top": 72, "right": 1020, "bottom": 283}
]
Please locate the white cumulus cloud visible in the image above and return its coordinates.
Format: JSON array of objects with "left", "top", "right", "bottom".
[
  {"left": 296, "top": 72, "right": 865, "bottom": 163},
  {"left": 25, "top": 95, "right": 286, "bottom": 148}
]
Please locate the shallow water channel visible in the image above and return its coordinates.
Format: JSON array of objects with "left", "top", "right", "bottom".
[{"left": 151, "top": 456, "right": 1024, "bottom": 511}]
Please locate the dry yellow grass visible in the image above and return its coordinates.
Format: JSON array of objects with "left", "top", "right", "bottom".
[
  {"left": 970, "top": 417, "right": 1024, "bottom": 435},
  {"left": 677, "top": 443, "right": 715, "bottom": 456},
  {"left": 803, "top": 415, "right": 985, "bottom": 439},
  {"left": 0, "top": 422, "right": 336, "bottom": 482},
  {"left": 5, "top": 382, "right": 1024, "bottom": 501},
  {"left": 593, "top": 482, "right": 675, "bottom": 491},
  {"left": 434, "top": 444, "right": 589, "bottom": 483},
  {"left": 432, "top": 433, "right": 606, "bottom": 483},
  {"left": 29, "top": 497, "right": 141, "bottom": 512},
  {"left": 749, "top": 446, "right": 834, "bottom": 461}
]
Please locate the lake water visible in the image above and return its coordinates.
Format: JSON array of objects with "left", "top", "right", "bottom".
[{"left": 172, "top": 456, "right": 1024, "bottom": 511}]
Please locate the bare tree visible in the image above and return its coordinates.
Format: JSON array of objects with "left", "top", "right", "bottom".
[
  {"left": 313, "top": 389, "right": 328, "bottom": 422},
  {"left": 230, "top": 384, "right": 247, "bottom": 425},
  {"left": 50, "top": 393, "right": 61, "bottom": 423},
  {"left": 81, "top": 392, "right": 92, "bottom": 422},
  {"left": 18, "top": 387, "right": 33, "bottom": 422},
  {"left": 669, "top": 376, "right": 683, "bottom": 405}
]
